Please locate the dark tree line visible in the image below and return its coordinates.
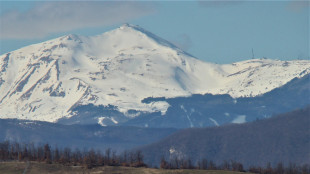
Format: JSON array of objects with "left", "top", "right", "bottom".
[
  {"left": 0, "top": 141, "right": 146, "bottom": 169},
  {"left": 1, "top": 141, "right": 309, "bottom": 173},
  {"left": 160, "top": 156, "right": 310, "bottom": 174}
]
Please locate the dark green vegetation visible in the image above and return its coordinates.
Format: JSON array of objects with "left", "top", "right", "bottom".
[{"left": 140, "top": 107, "right": 310, "bottom": 168}]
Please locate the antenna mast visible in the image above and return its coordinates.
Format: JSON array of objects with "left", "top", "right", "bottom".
[{"left": 252, "top": 48, "right": 255, "bottom": 59}]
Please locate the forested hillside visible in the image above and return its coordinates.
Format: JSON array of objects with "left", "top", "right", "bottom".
[{"left": 140, "top": 106, "right": 310, "bottom": 167}]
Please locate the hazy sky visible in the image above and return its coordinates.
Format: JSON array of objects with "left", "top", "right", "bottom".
[{"left": 0, "top": 1, "right": 309, "bottom": 64}]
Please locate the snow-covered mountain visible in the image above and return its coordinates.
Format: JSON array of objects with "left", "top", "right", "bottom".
[{"left": 0, "top": 24, "right": 309, "bottom": 123}]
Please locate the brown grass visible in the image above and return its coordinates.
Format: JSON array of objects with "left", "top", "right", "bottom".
[{"left": 0, "top": 161, "right": 251, "bottom": 174}]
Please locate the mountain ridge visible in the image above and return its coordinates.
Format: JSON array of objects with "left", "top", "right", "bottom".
[{"left": 0, "top": 24, "right": 309, "bottom": 124}]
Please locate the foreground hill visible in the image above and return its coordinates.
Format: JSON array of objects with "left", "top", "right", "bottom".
[
  {"left": 0, "top": 24, "right": 309, "bottom": 126},
  {"left": 0, "top": 119, "right": 177, "bottom": 151},
  {"left": 140, "top": 107, "right": 310, "bottom": 167}
]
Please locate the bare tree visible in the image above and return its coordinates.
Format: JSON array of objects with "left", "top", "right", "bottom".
[{"left": 44, "top": 144, "right": 51, "bottom": 164}]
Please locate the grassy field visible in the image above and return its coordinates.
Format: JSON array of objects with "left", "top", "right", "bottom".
[{"left": 0, "top": 161, "right": 251, "bottom": 174}]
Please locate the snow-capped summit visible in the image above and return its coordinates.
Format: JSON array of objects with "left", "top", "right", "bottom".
[{"left": 0, "top": 24, "right": 309, "bottom": 123}]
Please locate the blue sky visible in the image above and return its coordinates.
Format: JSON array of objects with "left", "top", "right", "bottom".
[{"left": 0, "top": 1, "right": 309, "bottom": 64}]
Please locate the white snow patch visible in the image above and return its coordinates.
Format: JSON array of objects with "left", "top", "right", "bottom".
[
  {"left": 181, "top": 104, "right": 194, "bottom": 127},
  {"left": 209, "top": 118, "right": 219, "bottom": 126},
  {"left": 180, "top": 105, "right": 187, "bottom": 112},
  {"left": 190, "top": 108, "right": 195, "bottom": 112},
  {"left": 232, "top": 115, "right": 246, "bottom": 124},
  {"left": 169, "top": 146, "right": 185, "bottom": 160},
  {"left": 233, "top": 99, "right": 237, "bottom": 104},
  {"left": 169, "top": 147, "right": 176, "bottom": 154},
  {"left": 98, "top": 117, "right": 107, "bottom": 126},
  {"left": 98, "top": 117, "right": 118, "bottom": 126},
  {"left": 110, "top": 117, "right": 118, "bottom": 124}
]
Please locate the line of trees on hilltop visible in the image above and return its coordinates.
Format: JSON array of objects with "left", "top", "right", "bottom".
[
  {"left": 1, "top": 141, "right": 309, "bottom": 173},
  {"left": 159, "top": 156, "right": 310, "bottom": 174},
  {"left": 0, "top": 141, "right": 146, "bottom": 169}
]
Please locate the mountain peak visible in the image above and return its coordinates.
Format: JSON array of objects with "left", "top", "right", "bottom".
[
  {"left": 119, "top": 23, "right": 139, "bottom": 29},
  {"left": 114, "top": 23, "right": 190, "bottom": 55},
  {"left": 0, "top": 24, "right": 309, "bottom": 124}
]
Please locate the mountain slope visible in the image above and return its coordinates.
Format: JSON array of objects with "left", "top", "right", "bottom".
[
  {"left": 139, "top": 106, "right": 310, "bottom": 167},
  {"left": 121, "top": 74, "right": 310, "bottom": 128},
  {"left": 0, "top": 24, "right": 309, "bottom": 124}
]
